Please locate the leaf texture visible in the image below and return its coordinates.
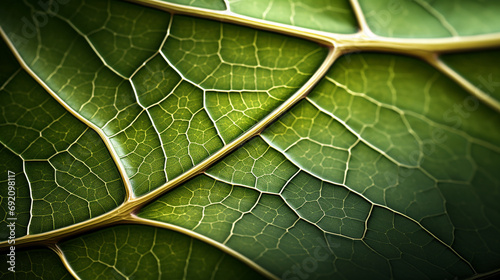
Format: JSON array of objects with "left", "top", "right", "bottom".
[{"left": 1, "top": 0, "right": 500, "bottom": 279}]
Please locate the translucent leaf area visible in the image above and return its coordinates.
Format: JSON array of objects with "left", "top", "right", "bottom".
[
  {"left": 0, "top": 249, "right": 73, "bottom": 279},
  {"left": 227, "top": 0, "right": 358, "bottom": 34},
  {"left": 441, "top": 50, "right": 500, "bottom": 102},
  {"left": 141, "top": 54, "right": 500, "bottom": 278},
  {"left": 1, "top": 0, "right": 326, "bottom": 196},
  {"left": 358, "top": 0, "right": 500, "bottom": 37},
  {"left": 0, "top": 39, "right": 125, "bottom": 234},
  {"left": 1, "top": 0, "right": 500, "bottom": 279}
]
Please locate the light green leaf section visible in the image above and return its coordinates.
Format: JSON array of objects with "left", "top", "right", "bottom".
[
  {"left": 139, "top": 175, "right": 261, "bottom": 242},
  {"left": 0, "top": 248, "right": 73, "bottom": 279},
  {"left": 441, "top": 49, "right": 500, "bottom": 102},
  {"left": 60, "top": 225, "right": 265, "bottom": 279},
  {"left": 206, "top": 91, "right": 281, "bottom": 144},
  {"left": 163, "top": 15, "right": 327, "bottom": 91},
  {"left": 109, "top": 111, "right": 168, "bottom": 196},
  {"left": 359, "top": 0, "right": 500, "bottom": 37},
  {"left": 145, "top": 81, "right": 222, "bottom": 182},
  {"left": 57, "top": 0, "right": 172, "bottom": 78},
  {"left": 158, "top": 0, "right": 226, "bottom": 10},
  {"left": 228, "top": 0, "right": 358, "bottom": 34},
  {"left": 282, "top": 172, "right": 371, "bottom": 238},
  {"left": 140, "top": 171, "right": 473, "bottom": 279},
  {"left": 0, "top": 38, "right": 125, "bottom": 235},
  {"left": 1, "top": 0, "right": 326, "bottom": 195},
  {"left": 1, "top": 0, "right": 500, "bottom": 279},
  {"left": 131, "top": 55, "right": 182, "bottom": 108},
  {"left": 288, "top": 53, "right": 500, "bottom": 272}
]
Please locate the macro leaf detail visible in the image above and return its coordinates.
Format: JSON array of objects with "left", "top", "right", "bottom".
[{"left": 1, "top": 0, "right": 500, "bottom": 279}]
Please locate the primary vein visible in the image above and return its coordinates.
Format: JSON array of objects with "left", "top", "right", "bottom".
[{"left": 0, "top": 28, "right": 338, "bottom": 249}]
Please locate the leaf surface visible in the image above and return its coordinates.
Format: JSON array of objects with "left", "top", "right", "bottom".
[
  {"left": 60, "top": 225, "right": 265, "bottom": 279},
  {"left": 358, "top": 0, "right": 500, "bottom": 37},
  {"left": 1, "top": 0, "right": 500, "bottom": 279},
  {"left": 227, "top": 0, "right": 358, "bottom": 34},
  {"left": 0, "top": 38, "right": 125, "bottom": 234},
  {"left": 0, "top": 249, "right": 73, "bottom": 279}
]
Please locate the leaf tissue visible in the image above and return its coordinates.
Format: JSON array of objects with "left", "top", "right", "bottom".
[{"left": 1, "top": 0, "right": 500, "bottom": 279}]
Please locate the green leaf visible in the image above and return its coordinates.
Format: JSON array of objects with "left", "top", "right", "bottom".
[
  {"left": 0, "top": 38, "right": 125, "bottom": 234},
  {"left": 441, "top": 50, "right": 500, "bottom": 102},
  {"left": 227, "top": 0, "right": 358, "bottom": 34},
  {"left": 358, "top": 0, "right": 500, "bottom": 37},
  {"left": 0, "top": 248, "right": 73, "bottom": 279},
  {"left": 60, "top": 225, "right": 265, "bottom": 279},
  {"left": 1, "top": 0, "right": 500, "bottom": 279},
  {"left": 159, "top": 0, "right": 226, "bottom": 10},
  {"left": 1, "top": 0, "right": 326, "bottom": 196},
  {"left": 141, "top": 50, "right": 500, "bottom": 274}
]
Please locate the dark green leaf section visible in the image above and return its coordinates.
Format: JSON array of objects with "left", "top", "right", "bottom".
[
  {"left": 358, "top": 0, "right": 500, "bottom": 38},
  {"left": 26, "top": 129, "right": 125, "bottom": 234},
  {"left": 0, "top": 0, "right": 326, "bottom": 195},
  {"left": 159, "top": 0, "right": 226, "bottom": 10},
  {"left": 165, "top": 15, "right": 327, "bottom": 91},
  {"left": 139, "top": 175, "right": 260, "bottom": 242},
  {"left": 0, "top": 248, "right": 73, "bottom": 279},
  {"left": 364, "top": 207, "right": 474, "bottom": 279},
  {"left": 140, "top": 169, "right": 473, "bottom": 279},
  {"left": 227, "top": 0, "right": 358, "bottom": 34},
  {"left": 441, "top": 49, "right": 500, "bottom": 103},
  {"left": 0, "top": 35, "right": 19, "bottom": 85},
  {"left": 60, "top": 224, "right": 265, "bottom": 280},
  {"left": 288, "top": 53, "right": 500, "bottom": 272},
  {"left": 282, "top": 172, "right": 371, "bottom": 239},
  {"left": 0, "top": 38, "right": 124, "bottom": 235}
]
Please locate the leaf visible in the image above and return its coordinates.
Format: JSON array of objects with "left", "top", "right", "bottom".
[
  {"left": 1, "top": 0, "right": 500, "bottom": 279},
  {"left": 140, "top": 52, "right": 500, "bottom": 277},
  {"left": 226, "top": 0, "right": 358, "bottom": 34},
  {"left": 60, "top": 225, "right": 265, "bottom": 279},
  {"left": 0, "top": 248, "right": 73, "bottom": 279},
  {"left": 358, "top": 0, "right": 500, "bottom": 37},
  {"left": 0, "top": 38, "right": 125, "bottom": 235},
  {"left": 440, "top": 50, "right": 500, "bottom": 102}
]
